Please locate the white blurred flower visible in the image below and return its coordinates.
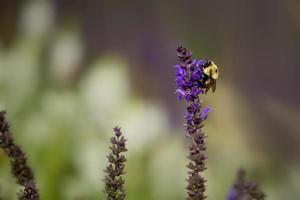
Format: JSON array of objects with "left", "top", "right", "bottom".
[
  {"left": 80, "top": 56, "right": 170, "bottom": 151},
  {"left": 79, "top": 57, "right": 130, "bottom": 126},
  {"left": 49, "top": 30, "right": 83, "bottom": 84},
  {"left": 0, "top": 36, "right": 41, "bottom": 114},
  {"left": 19, "top": 0, "right": 54, "bottom": 38},
  {"left": 72, "top": 138, "right": 107, "bottom": 197},
  {"left": 22, "top": 91, "right": 80, "bottom": 146},
  {"left": 149, "top": 137, "right": 186, "bottom": 199},
  {"left": 116, "top": 101, "right": 169, "bottom": 152}
]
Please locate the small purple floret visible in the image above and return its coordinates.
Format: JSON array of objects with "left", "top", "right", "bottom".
[
  {"left": 227, "top": 187, "right": 238, "bottom": 200},
  {"left": 201, "top": 107, "right": 212, "bottom": 120},
  {"left": 175, "top": 57, "right": 207, "bottom": 102}
]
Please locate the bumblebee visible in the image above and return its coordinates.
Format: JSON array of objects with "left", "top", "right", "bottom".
[{"left": 202, "top": 60, "right": 219, "bottom": 94}]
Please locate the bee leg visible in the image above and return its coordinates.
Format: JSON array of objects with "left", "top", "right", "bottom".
[{"left": 212, "top": 80, "right": 216, "bottom": 93}]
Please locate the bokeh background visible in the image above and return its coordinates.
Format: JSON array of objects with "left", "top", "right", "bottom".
[{"left": 0, "top": 0, "right": 299, "bottom": 199}]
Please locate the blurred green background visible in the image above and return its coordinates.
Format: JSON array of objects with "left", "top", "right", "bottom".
[{"left": 0, "top": 0, "right": 299, "bottom": 199}]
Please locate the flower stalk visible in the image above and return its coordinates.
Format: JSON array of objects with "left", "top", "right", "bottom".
[
  {"left": 103, "top": 127, "right": 127, "bottom": 200},
  {"left": 227, "top": 168, "right": 265, "bottom": 200},
  {"left": 175, "top": 46, "right": 213, "bottom": 200},
  {"left": 0, "top": 111, "right": 39, "bottom": 200}
]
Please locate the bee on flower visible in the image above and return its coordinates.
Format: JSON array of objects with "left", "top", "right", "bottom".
[{"left": 175, "top": 46, "right": 219, "bottom": 101}]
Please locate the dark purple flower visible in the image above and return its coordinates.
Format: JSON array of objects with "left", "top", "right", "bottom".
[
  {"left": 103, "top": 127, "right": 127, "bottom": 200},
  {"left": 0, "top": 111, "right": 39, "bottom": 200},
  {"left": 227, "top": 168, "right": 266, "bottom": 200},
  {"left": 20, "top": 181, "right": 39, "bottom": 200}
]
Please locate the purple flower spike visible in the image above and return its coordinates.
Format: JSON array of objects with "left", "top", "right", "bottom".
[
  {"left": 0, "top": 111, "right": 40, "bottom": 200},
  {"left": 227, "top": 168, "right": 266, "bottom": 200},
  {"left": 174, "top": 46, "right": 214, "bottom": 200},
  {"left": 104, "top": 127, "right": 127, "bottom": 200}
]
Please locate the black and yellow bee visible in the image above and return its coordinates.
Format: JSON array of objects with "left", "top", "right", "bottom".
[{"left": 202, "top": 61, "right": 219, "bottom": 94}]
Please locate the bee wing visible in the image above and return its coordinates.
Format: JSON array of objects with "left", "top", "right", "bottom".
[
  {"left": 212, "top": 80, "right": 216, "bottom": 93},
  {"left": 205, "top": 83, "right": 211, "bottom": 94}
]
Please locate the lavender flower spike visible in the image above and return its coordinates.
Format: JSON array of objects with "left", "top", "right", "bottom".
[
  {"left": 19, "top": 181, "right": 39, "bottom": 200},
  {"left": 103, "top": 127, "right": 127, "bottom": 200},
  {"left": 227, "top": 168, "right": 265, "bottom": 200},
  {"left": 175, "top": 46, "right": 214, "bottom": 200},
  {"left": 0, "top": 111, "right": 39, "bottom": 200}
]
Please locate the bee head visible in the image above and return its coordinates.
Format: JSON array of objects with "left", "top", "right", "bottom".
[{"left": 202, "top": 60, "right": 212, "bottom": 68}]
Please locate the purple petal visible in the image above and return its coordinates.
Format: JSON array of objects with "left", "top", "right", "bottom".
[
  {"left": 201, "top": 106, "right": 212, "bottom": 119},
  {"left": 226, "top": 187, "right": 237, "bottom": 200},
  {"left": 175, "top": 89, "right": 186, "bottom": 100}
]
